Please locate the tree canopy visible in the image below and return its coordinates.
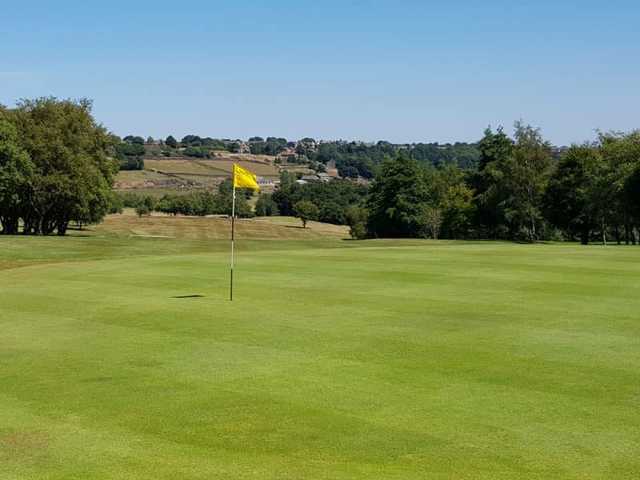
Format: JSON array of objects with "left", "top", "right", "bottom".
[{"left": 0, "top": 98, "right": 117, "bottom": 235}]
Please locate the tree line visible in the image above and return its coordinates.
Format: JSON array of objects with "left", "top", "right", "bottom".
[
  {"left": 362, "top": 123, "right": 640, "bottom": 244},
  {"left": 261, "top": 123, "right": 640, "bottom": 244},
  {"left": 3, "top": 98, "right": 638, "bottom": 243},
  {"left": 115, "top": 180, "right": 253, "bottom": 219}
]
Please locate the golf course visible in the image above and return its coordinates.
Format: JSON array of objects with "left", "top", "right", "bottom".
[{"left": 1, "top": 216, "right": 639, "bottom": 479}]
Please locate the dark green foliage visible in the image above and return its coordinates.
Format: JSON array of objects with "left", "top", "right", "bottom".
[
  {"left": 0, "top": 98, "right": 117, "bottom": 235},
  {"left": 255, "top": 193, "right": 279, "bottom": 217},
  {"left": 625, "top": 166, "right": 640, "bottom": 225},
  {"left": 249, "top": 137, "right": 288, "bottom": 156},
  {"left": 165, "top": 135, "right": 178, "bottom": 148},
  {"left": 123, "top": 135, "right": 145, "bottom": 145},
  {"left": 544, "top": 131, "right": 640, "bottom": 244},
  {"left": 115, "top": 141, "right": 145, "bottom": 170},
  {"left": 272, "top": 173, "right": 368, "bottom": 225},
  {"left": 183, "top": 146, "right": 211, "bottom": 159},
  {"left": 544, "top": 145, "right": 604, "bottom": 244},
  {"left": 153, "top": 181, "right": 253, "bottom": 218},
  {"left": 366, "top": 153, "right": 430, "bottom": 237},
  {"left": 135, "top": 204, "right": 151, "bottom": 217},
  {"left": 472, "top": 127, "right": 514, "bottom": 238},
  {"left": 471, "top": 124, "right": 553, "bottom": 241},
  {"left": 107, "top": 191, "right": 124, "bottom": 214},
  {"left": 307, "top": 140, "right": 480, "bottom": 179},
  {"left": 345, "top": 206, "right": 368, "bottom": 239},
  {"left": 0, "top": 117, "right": 34, "bottom": 234},
  {"left": 410, "top": 142, "right": 480, "bottom": 169}
]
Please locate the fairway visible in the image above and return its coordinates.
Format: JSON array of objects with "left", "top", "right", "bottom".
[{"left": 1, "top": 236, "right": 639, "bottom": 479}]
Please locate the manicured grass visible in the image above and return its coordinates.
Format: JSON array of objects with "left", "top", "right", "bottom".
[{"left": 1, "top": 233, "right": 639, "bottom": 479}]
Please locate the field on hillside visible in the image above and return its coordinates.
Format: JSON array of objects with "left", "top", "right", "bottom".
[
  {"left": 1, "top": 225, "right": 639, "bottom": 479},
  {"left": 116, "top": 157, "right": 281, "bottom": 194},
  {"left": 144, "top": 158, "right": 280, "bottom": 177}
]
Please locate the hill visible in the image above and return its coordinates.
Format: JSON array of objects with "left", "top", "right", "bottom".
[{"left": 115, "top": 154, "right": 282, "bottom": 195}]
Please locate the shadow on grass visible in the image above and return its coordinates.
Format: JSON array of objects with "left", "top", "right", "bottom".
[{"left": 171, "top": 295, "right": 205, "bottom": 299}]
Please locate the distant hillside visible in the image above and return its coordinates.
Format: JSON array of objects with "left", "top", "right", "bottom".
[{"left": 115, "top": 154, "right": 282, "bottom": 195}]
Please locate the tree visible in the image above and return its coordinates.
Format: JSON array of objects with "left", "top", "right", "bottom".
[
  {"left": 624, "top": 166, "right": 640, "bottom": 239},
  {"left": 425, "top": 164, "right": 475, "bottom": 239},
  {"left": 544, "top": 145, "right": 606, "bottom": 244},
  {"left": 420, "top": 206, "right": 443, "bottom": 239},
  {"left": 216, "top": 179, "right": 253, "bottom": 217},
  {"left": 472, "top": 123, "right": 552, "bottom": 241},
  {"left": 0, "top": 117, "right": 34, "bottom": 234},
  {"left": 293, "top": 200, "right": 319, "bottom": 228},
  {"left": 165, "top": 135, "right": 178, "bottom": 148},
  {"left": 136, "top": 204, "right": 151, "bottom": 217},
  {"left": 345, "top": 206, "right": 368, "bottom": 239},
  {"left": 366, "top": 153, "right": 429, "bottom": 237},
  {"left": 10, "top": 98, "right": 117, "bottom": 235},
  {"left": 501, "top": 122, "right": 553, "bottom": 241},
  {"left": 124, "top": 135, "right": 145, "bottom": 145},
  {"left": 472, "top": 127, "right": 514, "bottom": 238},
  {"left": 599, "top": 131, "right": 640, "bottom": 244},
  {"left": 255, "top": 193, "right": 278, "bottom": 216}
]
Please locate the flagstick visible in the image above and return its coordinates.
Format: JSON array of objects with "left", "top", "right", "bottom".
[{"left": 230, "top": 181, "right": 236, "bottom": 302}]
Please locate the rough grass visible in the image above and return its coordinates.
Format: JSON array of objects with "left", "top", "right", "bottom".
[
  {"left": 1, "top": 233, "right": 639, "bottom": 479},
  {"left": 94, "top": 211, "right": 349, "bottom": 240}
]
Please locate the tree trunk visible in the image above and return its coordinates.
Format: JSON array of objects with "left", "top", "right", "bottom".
[
  {"left": 580, "top": 228, "right": 590, "bottom": 245},
  {"left": 625, "top": 224, "right": 631, "bottom": 245},
  {"left": 57, "top": 222, "right": 68, "bottom": 236}
]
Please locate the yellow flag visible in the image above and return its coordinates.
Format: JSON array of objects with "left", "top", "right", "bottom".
[{"left": 233, "top": 163, "right": 260, "bottom": 191}]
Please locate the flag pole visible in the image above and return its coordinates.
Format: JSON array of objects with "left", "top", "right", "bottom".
[{"left": 230, "top": 178, "right": 236, "bottom": 302}]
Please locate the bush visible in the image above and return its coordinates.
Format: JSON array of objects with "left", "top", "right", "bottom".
[{"left": 135, "top": 204, "right": 151, "bottom": 217}]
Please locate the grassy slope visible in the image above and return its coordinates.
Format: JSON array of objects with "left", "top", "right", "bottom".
[
  {"left": 1, "top": 232, "right": 639, "bottom": 479},
  {"left": 94, "top": 211, "right": 349, "bottom": 240}
]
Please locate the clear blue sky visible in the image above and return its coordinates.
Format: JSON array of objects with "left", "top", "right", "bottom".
[{"left": 2, "top": 1, "right": 638, "bottom": 145}]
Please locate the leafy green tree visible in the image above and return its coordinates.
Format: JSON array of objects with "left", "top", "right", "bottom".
[
  {"left": 136, "top": 204, "right": 151, "bottom": 217},
  {"left": 472, "top": 127, "right": 514, "bottom": 238},
  {"left": 255, "top": 193, "right": 278, "bottom": 216},
  {"left": 11, "top": 98, "right": 117, "bottom": 235},
  {"left": 599, "top": 131, "right": 640, "bottom": 244},
  {"left": 345, "top": 206, "right": 368, "bottom": 239},
  {"left": 501, "top": 122, "right": 554, "bottom": 241},
  {"left": 124, "top": 135, "right": 145, "bottom": 145},
  {"left": 366, "top": 153, "right": 429, "bottom": 237},
  {"left": 107, "top": 191, "right": 124, "bottom": 215},
  {"left": 425, "top": 164, "right": 475, "bottom": 239},
  {"left": 115, "top": 141, "right": 145, "bottom": 170},
  {"left": 545, "top": 145, "right": 605, "bottom": 244},
  {"left": 624, "top": 166, "right": 640, "bottom": 237},
  {"left": 0, "top": 117, "right": 34, "bottom": 234},
  {"left": 165, "top": 135, "right": 178, "bottom": 148},
  {"left": 293, "top": 200, "right": 319, "bottom": 228},
  {"left": 216, "top": 180, "right": 253, "bottom": 217},
  {"left": 418, "top": 206, "right": 442, "bottom": 239}
]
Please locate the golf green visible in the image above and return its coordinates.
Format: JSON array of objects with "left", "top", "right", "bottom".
[{"left": 1, "top": 236, "right": 639, "bottom": 479}]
